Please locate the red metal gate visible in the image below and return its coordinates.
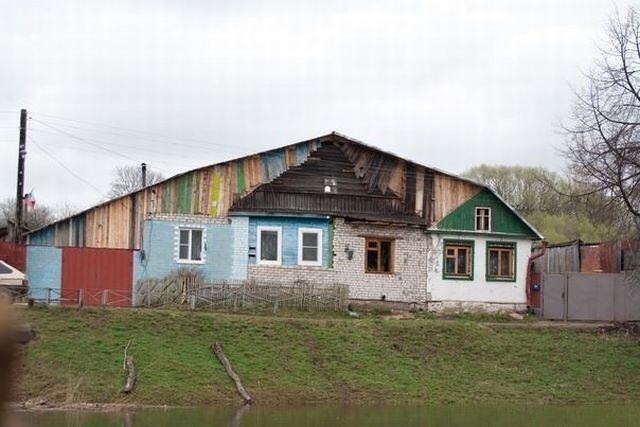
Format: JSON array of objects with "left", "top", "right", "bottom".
[
  {"left": 61, "top": 247, "right": 133, "bottom": 307},
  {"left": 0, "top": 242, "right": 26, "bottom": 272}
]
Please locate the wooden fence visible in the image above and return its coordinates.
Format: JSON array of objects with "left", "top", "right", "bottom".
[{"left": 135, "top": 278, "right": 349, "bottom": 313}]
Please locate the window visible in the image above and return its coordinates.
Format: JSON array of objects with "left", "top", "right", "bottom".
[
  {"left": 475, "top": 207, "right": 491, "bottom": 231},
  {"left": 487, "top": 242, "right": 516, "bottom": 281},
  {"left": 178, "top": 228, "right": 204, "bottom": 263},
  {"left": 365, "top": 238, "right": 394, "bottom": 273},
  {"left": 324, "top": 177, "right": 337, "bottom": 193},
  {"left": 298, "top": 228, "right": 323, "bottom": 266},
  {"left": 257, "top": 226, "right": 282, "bottom": 265},
  {"left": 443, "top": 240, "right": 473, "bottom": 279}
]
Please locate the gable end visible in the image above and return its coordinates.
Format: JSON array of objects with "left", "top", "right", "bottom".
[{"left": 435, "top": 188, "right": 540, "bottom": 239}]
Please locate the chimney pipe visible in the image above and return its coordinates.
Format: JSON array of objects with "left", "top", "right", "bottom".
[{"left": 141, "top": 163, "right": 147, "bottom": 188}]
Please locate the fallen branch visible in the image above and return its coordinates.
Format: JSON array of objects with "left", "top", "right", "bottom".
[
  {"left": 122, "top": 356, "right": 136, "bottom": 394},
  {"left": 123, "top": 340, "right": 132, "bottom": 370},
  {"left": 211, "top": 342, "right": 252, "bottom": 404}
]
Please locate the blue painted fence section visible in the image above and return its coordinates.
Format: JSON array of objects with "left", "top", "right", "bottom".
[
  {"left": 132, "top": 217, "right": 249, "bottom": 289},
  {"left": 26, "top": 246, "right": 62, "bottom": 301},
  {"left": 248, "top": 216, "right": 330, "bottom": 267}
]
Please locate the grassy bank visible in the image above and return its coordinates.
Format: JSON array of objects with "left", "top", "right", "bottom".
[{"left": 13, "top": 307, "right": 640, "bottom": 406}]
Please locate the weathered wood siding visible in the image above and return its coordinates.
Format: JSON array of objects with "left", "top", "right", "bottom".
[
  {"left": 30, "top": 140, "right": 322, "bottom": 249},
  {"left": 433, "top": 174, "right": 481, "bottom": 222},
  {"left": 28, "top": 133, "right": 489, "bottom": 249}
]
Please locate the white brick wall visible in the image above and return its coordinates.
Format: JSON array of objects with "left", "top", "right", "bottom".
[
  {"left": 248, "top": 218, "right": 428, "bottom": 304},
  {"left": 426, "top": 233, "right": 531, "bottom": 305}
]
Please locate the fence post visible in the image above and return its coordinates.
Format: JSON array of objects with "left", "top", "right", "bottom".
[
  {"left": 233, "top": 290, "right": 237, "bottom": 312},
  {"left": 46, "top": 288, "right": 51, "bottom": 305},
  {"left": 242, "top": 281, "right": 246, "bottom": 308},
  {"left": 78, "top": 289, "right": 84, "bottom": 309},
  {"left": 101, "top": 290, "right": 108, "bottom": 307},
  {"left": 273, "top": 300, "right": 278, "bottom": 314},
  {"left": 563, "top": 273, "right": 569, "bottom": 322}
]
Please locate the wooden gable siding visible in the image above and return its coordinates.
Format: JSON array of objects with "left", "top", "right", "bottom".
[
  {"left": 340, "top": 142, "right": 406, "bottom": 198},
  {"left": 338, "top": 140, "right": 476, "bottom": 222},
  {"left": 30, "top": 140, "right": 322, "bottom": 249},
  {"left": 27, "top": 134, "right": 492, "bottom": 249},
  {"left": 233, "top": 142, "right": 433, "bottom": 223},
  {"left": 338, "top": 141, "right": 440, "bottom": 220},
  {"left": 432, "top": 174, "right": 481, "bottom": 222}
]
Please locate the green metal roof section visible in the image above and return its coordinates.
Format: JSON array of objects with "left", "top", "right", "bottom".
[{"left": 435, "top": 188, "right": 541, "bottom": 239}]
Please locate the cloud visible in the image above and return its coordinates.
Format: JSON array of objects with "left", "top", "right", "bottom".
[{"left": 0, "top": 0, "right": 623, "bottom": 209}]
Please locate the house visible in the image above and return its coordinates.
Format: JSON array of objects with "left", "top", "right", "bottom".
[{"left": 26, "top": 132, "right": 542, "bottom": 312}]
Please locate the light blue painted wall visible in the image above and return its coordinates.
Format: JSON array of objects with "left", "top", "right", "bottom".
[
  {"left": 132, "top": 217, "right": 249, "bottom": 289},
  {"left": 26, "top": 246, "right": 62, "bottom": 300},
  {"left": 248, "top": 216, "right": 330, "bottom": 267},
  {"left": 29, "top": 227, "right": 55, "bottom": 246}
]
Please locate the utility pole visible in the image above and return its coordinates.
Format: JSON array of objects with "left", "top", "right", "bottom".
[
  {"left": 14, "top": 109, "right": 27, "bottom": 243},
  {"left": 141, "top": 162, "right": 147, "bottom": 188}
]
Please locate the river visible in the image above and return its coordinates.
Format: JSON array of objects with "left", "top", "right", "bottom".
[{"left": 10, "top": 404, "right": 640, "bottom": 426}]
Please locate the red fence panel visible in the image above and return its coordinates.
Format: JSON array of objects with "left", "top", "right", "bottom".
[
  {"left": 61, "top": 247, "right": 133, "bottom": 307},
  {"left": 0, "top": 242, "right": 26, "bottom": 272}
]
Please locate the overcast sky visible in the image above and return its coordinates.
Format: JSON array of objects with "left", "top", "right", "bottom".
[{"left": 0, "top": 0, "right": 627, "bottom": 211}]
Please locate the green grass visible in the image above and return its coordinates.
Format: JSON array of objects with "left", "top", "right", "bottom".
[{"left": 14, "top": 306, "right": 640, "bottom": 406}]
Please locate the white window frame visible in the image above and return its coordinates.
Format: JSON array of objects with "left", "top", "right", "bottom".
[
  {"left": 176, "top": 226, "right": 206, "bottom": 265},
  {"left": 298, "top": 228, "right": 323, "bottom": 266},
  {"left": 257, "top": 226, "right": 282, "bottom": 265},
  {"left": 475, "top": 206, "right": 492, "bottom": 232}
]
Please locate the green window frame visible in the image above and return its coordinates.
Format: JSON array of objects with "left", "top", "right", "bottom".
[
  {"left": 442, "top": 239, "right": 474, "bottom": 281},
  {"left": 486, "top": 241, "right": 517, "bottom": 282}
]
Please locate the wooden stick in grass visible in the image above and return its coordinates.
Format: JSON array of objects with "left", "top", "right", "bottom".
[
  {"left": 211, "top": 342, "right": 252, "bottom": 405},
  {"left": 122, "top": 340, "right": 136, "bottom": 394},
  {"left": 122, "top": 356, "right": 136, "bottom": 394}
]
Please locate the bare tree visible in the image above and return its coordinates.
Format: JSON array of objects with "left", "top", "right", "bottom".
[
  {"left": 0, "top": 197, "right": 55, "bottom": 231},
  {"left": 565, "top": 7, "right": 640, "bottom": 234},
  {"left": 463, "top": 165, "right": 568, "bottom": 215},
  {"left": 108, "top": 165, "right": 164, "bottom": 198}
]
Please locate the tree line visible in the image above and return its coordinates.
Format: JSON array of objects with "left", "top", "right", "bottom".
[{"left": 463, "top": 165, "right": 635, "bottom": 244}]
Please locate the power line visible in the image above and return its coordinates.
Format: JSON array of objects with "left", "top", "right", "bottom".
[
  {"left": 28, "top": 126, "right": 207, "bottom": 165},
  {"left": 30, "top": 137, "right": 105, "bottom": 196},
  {"left": 29, "top": 122, "right": 429, "bottom": 177},
  {"left": 29, "top": 111, "right": 252, "bottom": 152},
  {"left": 30, "top": 120, "right": 247, "bottom": 155},
  {"left": 30, "top": 117, "right": 144, "bottom": 164},
  {"left": 29, "top": 115, "right": 434, "bottom": 178}
]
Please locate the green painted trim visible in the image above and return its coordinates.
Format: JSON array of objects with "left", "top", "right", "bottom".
[
  {"left": 442, "top": 239, "right": 475, "bottom": 281},
  {"left": 485, "top": 241, "right": 517, "bottom": 282},
  {"left": 427, "top": 228, "right": 536, "bottom": 239},
  {"left": 176, "top": 174, "right": 192, "bottom": 214},
  {"left": 236, "top": 161, "right": 246, "bottom": 193}
]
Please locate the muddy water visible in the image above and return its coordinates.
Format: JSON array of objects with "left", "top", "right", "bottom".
[{"left": 11, "top": 404, "right": 640, "bottom": 426}]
